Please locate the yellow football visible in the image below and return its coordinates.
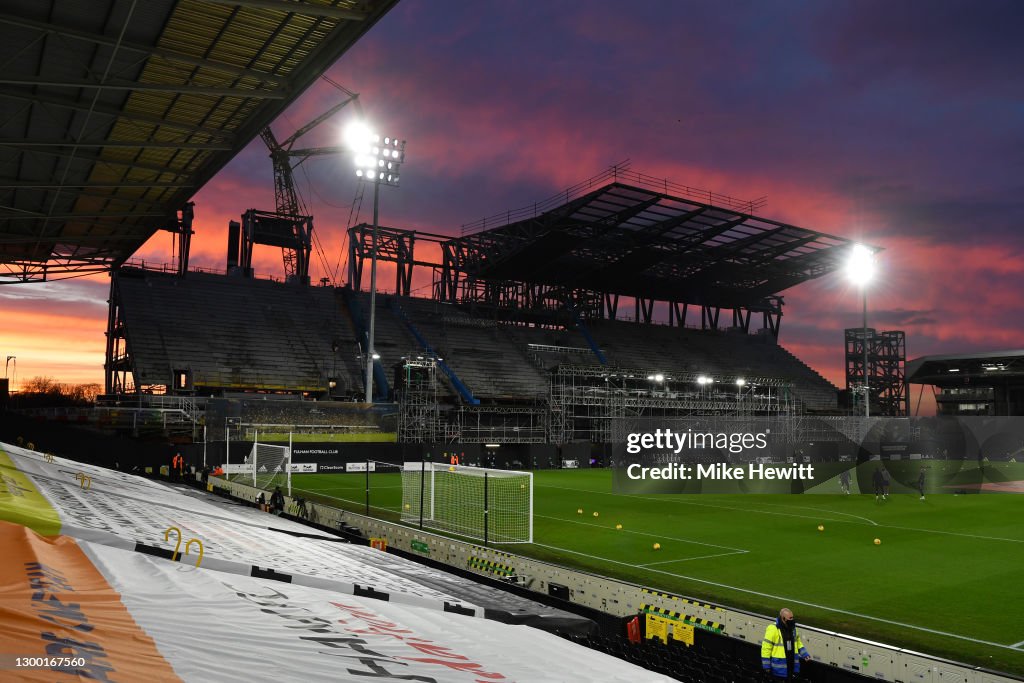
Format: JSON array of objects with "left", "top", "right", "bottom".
[
  {"left": 653, "top": 542, "right": 661, "bottom": 551},
  {"left": 817, "top": 525, "right": 824, "bottom": 532},
  {"left": 874, "top": 538, "right": 881, "bottom": 545}
]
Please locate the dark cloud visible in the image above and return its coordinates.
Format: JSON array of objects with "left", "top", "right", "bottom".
[{"left": 870, "top": 309, "right": 939, "bottom": 327}]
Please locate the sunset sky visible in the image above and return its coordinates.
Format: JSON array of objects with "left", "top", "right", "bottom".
[{"left": 2, "top": 1, "right": 1022, "bottom": 415}]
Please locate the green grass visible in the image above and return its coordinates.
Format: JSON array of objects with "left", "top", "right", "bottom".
[{"left": 287, "top": 466, "right": 1024, "bottom": 675}]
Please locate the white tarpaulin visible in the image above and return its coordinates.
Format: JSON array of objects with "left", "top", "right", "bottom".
[{"left": 1, "top": 445, "right": 476, "bottom": 610}]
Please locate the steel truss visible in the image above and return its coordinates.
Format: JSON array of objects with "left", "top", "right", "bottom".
[
  {"left": 845, "top": 328, "right": 908, "bottom": 416},
  {"left": 548, "top": 364, "right": 794, "bottom": 444},
  {"left": 456, "top": 404, "right": 548, "bottom": 444},
  {"left": 396, "top": 360, "right": 447, "bottom": 443}
]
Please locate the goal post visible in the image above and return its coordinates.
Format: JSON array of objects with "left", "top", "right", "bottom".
[
  {"left": 401, "top": 462, "right": 533, "bottom": 544},
  {"left": 247, "top": 441, "right": 291, "bottom": 494}
]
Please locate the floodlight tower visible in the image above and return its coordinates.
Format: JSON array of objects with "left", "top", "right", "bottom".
[
  {"left": 345, "top": 122, "right": 406, "bottom": 403},
  {"left": 846, "top": 244, "right": 876, "bottom": 417}
]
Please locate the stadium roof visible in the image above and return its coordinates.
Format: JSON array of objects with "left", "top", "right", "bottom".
[
  {"left": 0, "top": 0, "right": 397, "bottom": 282},
  {"left": 453, "top": 171, "right": 866, "bottom": 308},
  {"left": 907, "top": 349, "right": 1024, "bottom": 385}
]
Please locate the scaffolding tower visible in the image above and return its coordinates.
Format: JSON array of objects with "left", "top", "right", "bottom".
[
  {"left": 396, "top": 359, "right": 446, "bottom": 442},
  {"left": 845, "top": 328, "right": 908, "bottom": 416}
]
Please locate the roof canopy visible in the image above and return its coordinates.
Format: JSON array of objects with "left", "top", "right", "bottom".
[
  {"left": 0, "top": 0, "right": 397, "bottom": 282},
  {"left": 452, "top": 179, "right": 861, "bottom": 308},
  {"left": 907, "top": 350, "right": 1024, "bottom": 385}
]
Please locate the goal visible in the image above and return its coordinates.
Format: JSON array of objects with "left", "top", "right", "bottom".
[
  {"left": 247, "top": 441, "right": 291, "bottom": 493},
  {"left": 401, "top": 462, "right": 533, "bottom": 543}
]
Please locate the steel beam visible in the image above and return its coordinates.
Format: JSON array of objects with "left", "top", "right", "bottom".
[
  {"left": 199, "top": 0, "right": 367, "bottom": 21},
  {"left": 0, "top": 78, "right": 286, "bottom": 98},
  {"left": 0, "top": 13, "right": 283, "bottom": 85},
  {"left": 0, "top": 88, "right": 234, "bottom": 140},
  {"left": 0, "top": 139, "right": 231, "bottom": 150}
]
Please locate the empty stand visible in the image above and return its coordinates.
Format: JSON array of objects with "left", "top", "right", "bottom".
[
  {"left": 113, "top": 268, "right": 362, "bottom": 395},
  {"left": 587, "top": 320, "right": 838, "bottom": 411}
]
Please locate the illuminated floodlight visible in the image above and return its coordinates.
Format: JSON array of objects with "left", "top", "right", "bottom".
[
  {"left": 654, "top": 373, "right": 664, "bottom": 383},
  {"left": 344, "top": 121, "right": 373, "bottom": 154},
  {"left": 845, "top": 244, "right": 875, "bottom": 287},
  {"left": 371, "top": 352, "right": 380, "bottom": 360},
  {"left": 697, "top": 376, "right": 709, "bottom": 385},
  {"left": 344, "top": 121, "right": 406, "bottom": 187},
  {"left": 736, "top": 378, "right": 746, "bottom": 386}
]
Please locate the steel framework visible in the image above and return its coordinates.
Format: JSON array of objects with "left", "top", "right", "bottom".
[
  {"left": 347, "top": 166, "right": 860, "bottom": 338},
  {"left": 845, "top": 328, "right": 908, "bottom": 417},
  {"left": 548, "top": 364, "right": 795, "bottom": 444},
  {"left": 396, "top": 360, "right": 447, "bottom": 443},
  {"left": 0, "top": 1, "right": 398, "bottom": 282}
]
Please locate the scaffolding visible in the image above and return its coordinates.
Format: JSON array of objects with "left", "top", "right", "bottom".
[
  {"left": 397, "top": 360, "right": 446, "bottom": 442},
  {"left": 845, "top": 328, "right": 908, "bottom": 416},
  {"left": 549, "top": 364, "right": 795, "bottom": 444},
  {"left": 456, "top": 404, "right": 548, "bottom": 444}
]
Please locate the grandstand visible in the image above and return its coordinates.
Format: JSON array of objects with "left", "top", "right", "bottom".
[
  {"left": 107, "top": 266, "right": 362, "bottom": 397},
  {"left": 104, "top": 168, "right": 851, "bottom": 447}
]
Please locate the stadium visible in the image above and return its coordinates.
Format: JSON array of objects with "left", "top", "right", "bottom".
[{"left": 1, "top": 2, "right": 1023, "bottom": 683}]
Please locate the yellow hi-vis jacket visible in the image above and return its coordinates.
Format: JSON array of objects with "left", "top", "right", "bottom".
[{"left": 761, "top": 620, "right": 809, "bottom": 678}]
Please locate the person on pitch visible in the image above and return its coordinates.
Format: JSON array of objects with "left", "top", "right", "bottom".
[
  {"left": 761, "top": 608, "right": 810, "bottom": 679},
  {"left": 873, "top": 464, "right": 885, "bottom": 501},
  {"left": 839, "top": 469, "right": 851, "bottom": 495}
]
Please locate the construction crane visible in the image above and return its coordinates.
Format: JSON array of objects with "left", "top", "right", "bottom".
[{"left": 259, "top": 81, "right": 364, "bottom": 279}]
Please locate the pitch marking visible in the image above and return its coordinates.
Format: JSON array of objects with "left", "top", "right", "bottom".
[
  {"left": 531, "top": 542, "right": 1019, "bottom": 652},
  {"left": 540, "top": 484, "right": 1024, "bottom": 543},
  {"left": 534, "top": 513, "right": 747, "bottom": 553},
  {"left": 638, "top": 551, "right": 747, "bottom": 567}
]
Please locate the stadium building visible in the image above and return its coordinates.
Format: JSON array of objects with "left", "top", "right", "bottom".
[
  {"left": 1, "top": 2, "right": 1022, "bottom": 683},
  {"left": 907, "top": 350, "right": 1024, "bottom": 416}
]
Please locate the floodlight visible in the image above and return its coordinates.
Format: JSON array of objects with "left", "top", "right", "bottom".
[
  {"left": 345, "top": 122, "right": 405, "bottom": 187},
  {"left": 371, "top": 353, "right": 380, "bottom": 360},
  {"left": 344, "top": 121, "right": 373, "bottom": 154},
  {"left": 697, "top": 376, "right": 709, "bottom": 385},
  {"left": 736, "top": 378, "right": 746, "bottom": 386},
  {"left": 654, "top": 373, "right": 664, "bottom": 382},
  {"left": 846, "top": 244, "right": 875, "bottom": 287}
]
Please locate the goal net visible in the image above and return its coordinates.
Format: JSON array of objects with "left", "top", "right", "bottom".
[
  {"left": 401, "top": 462, "right": 533, "bottom": 543},
  {"left": 246, "top": 442, "right": 291, "bottom": 493}
]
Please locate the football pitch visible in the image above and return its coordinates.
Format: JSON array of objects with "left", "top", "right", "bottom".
[{"left": 288, "top": 465, "right": 1024, "bottom": 674}]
